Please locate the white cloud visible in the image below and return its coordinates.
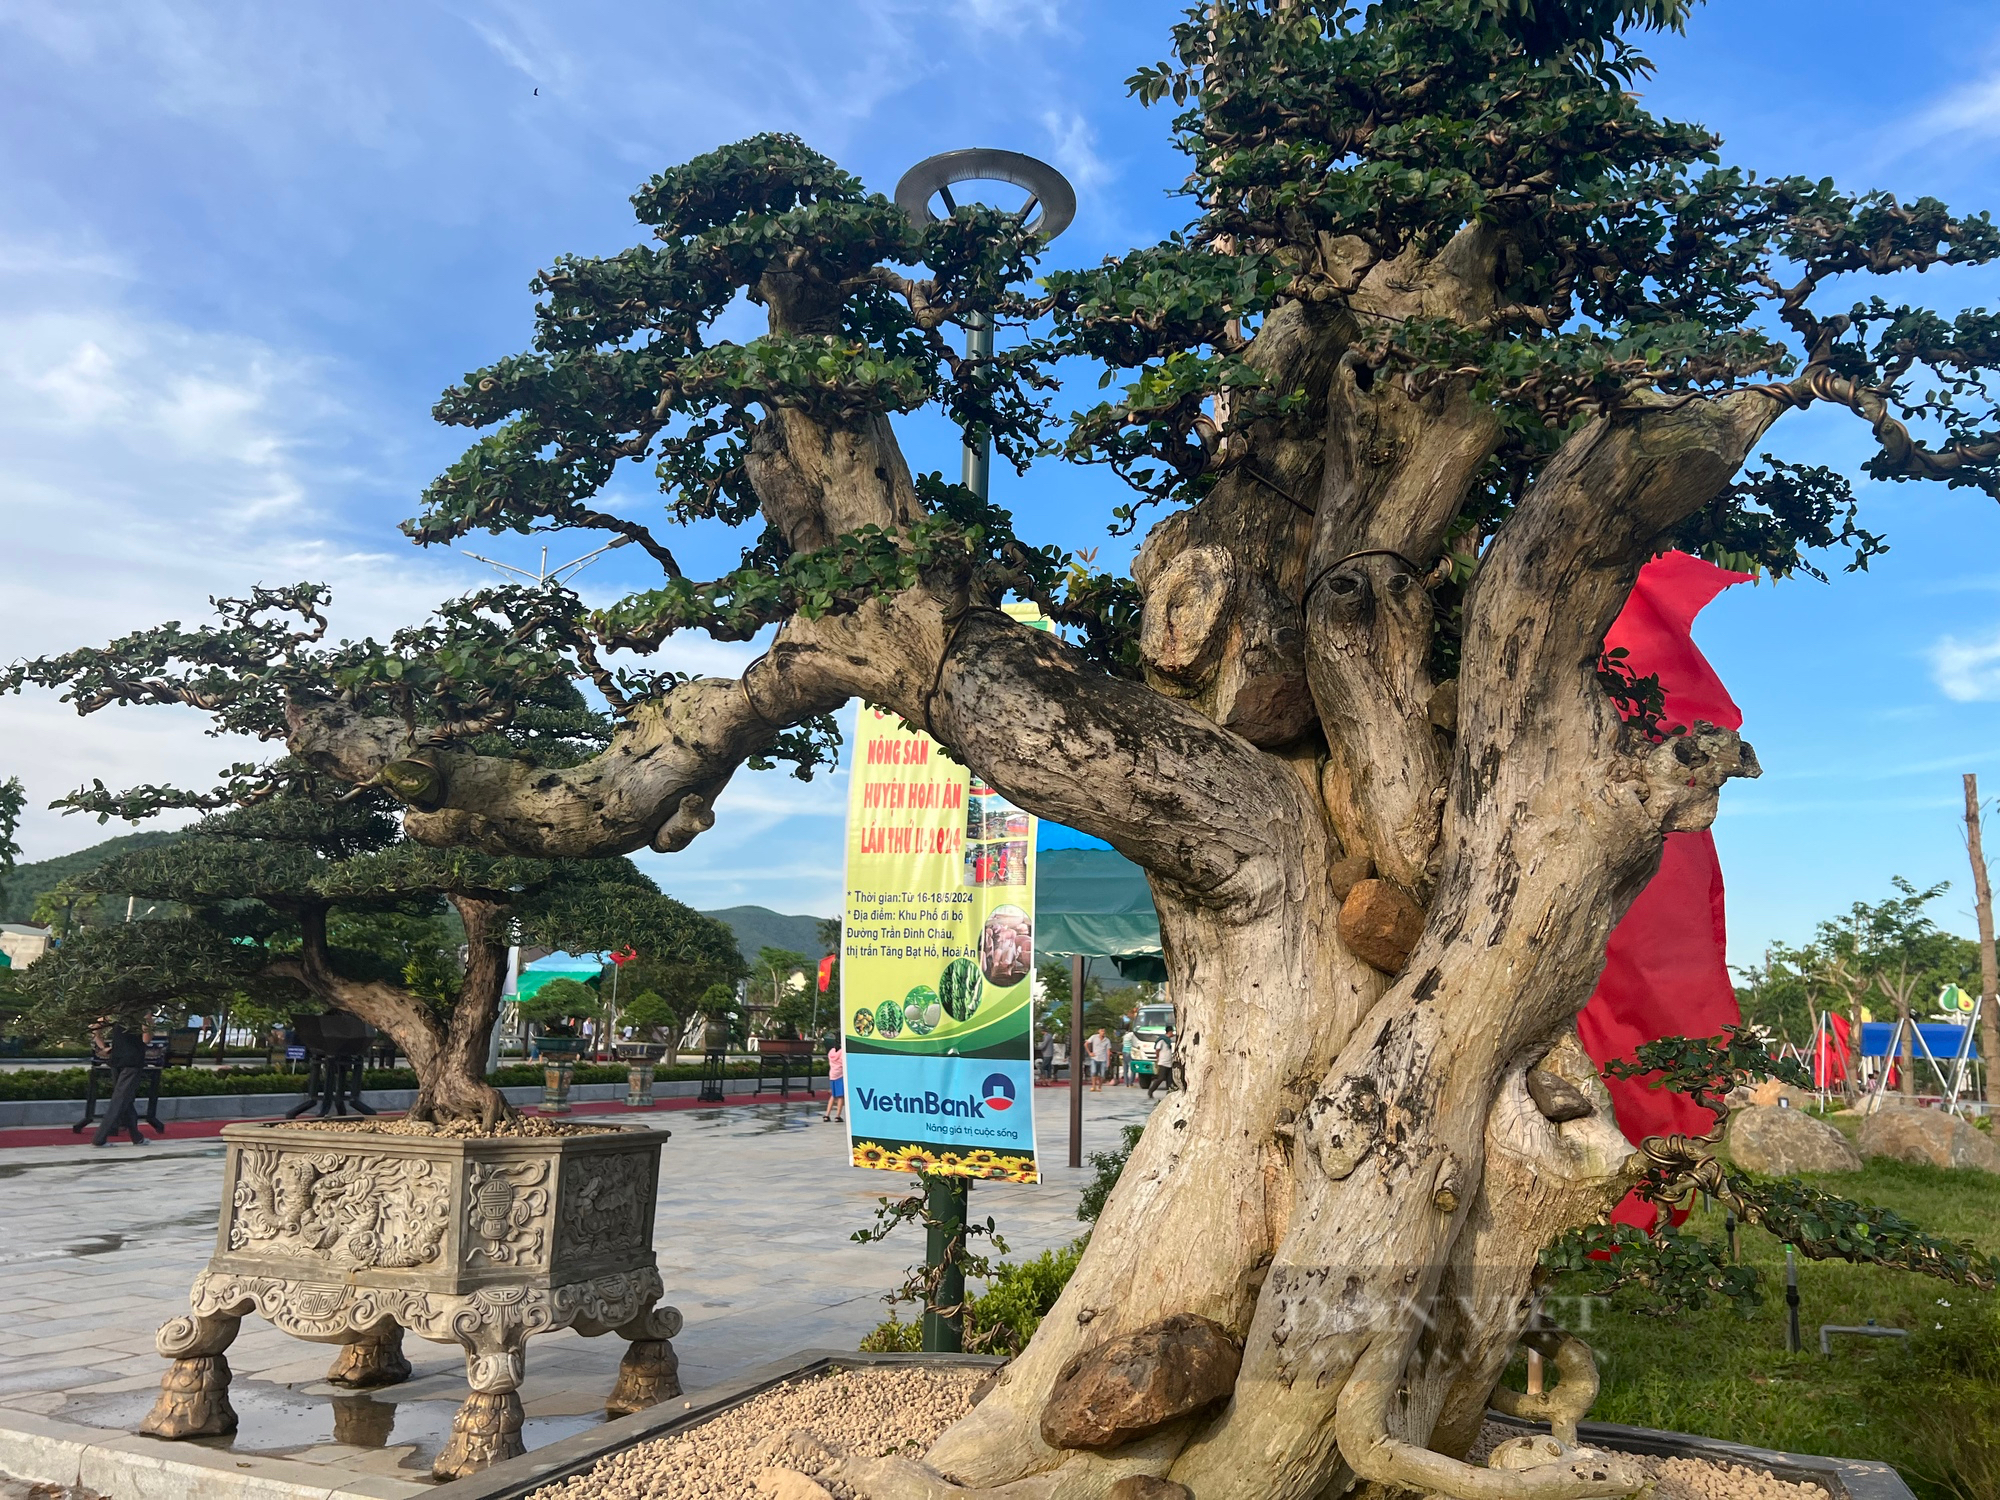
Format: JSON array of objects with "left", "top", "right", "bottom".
[
  {"left": 0, "top": 238, "right": 473, "bottom": 861},
  {"left": 1041, "top": 108, "right": 1112, "bottom": 193},
  {"left": 1908, "top": 67, "right": 2000, "bottom": 149},
  {"left": 1930, "top": 627, "right": 2000, "bottom": 702},
  {"left": 958, "top": 0, "right": 1062, "bottom": 37}
]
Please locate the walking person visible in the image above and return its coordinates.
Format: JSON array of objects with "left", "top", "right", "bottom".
[
  {"left": 1121, "top": 1027, "right": 1138, "bottom": 1086},
  {"left": 91, "top": 1017, "right": 149, "bottom": 1147},
  {"left": 1144, "top": 1029, "right": 1177, "bottom": 1099},
  {"left": 1087, "top": 1027, "right": 1111, "bottom": 1093},
  {"left": 1038, "top": 1032, "right": 1056, "bottom": 1083},
  {"left": 823, "top": 1040, "right": 846, "bottom": 1123}
]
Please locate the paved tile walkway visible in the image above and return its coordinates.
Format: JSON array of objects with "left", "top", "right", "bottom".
[{"left": 0, "top": 1086, "right": 1156, "bottom": 1484}]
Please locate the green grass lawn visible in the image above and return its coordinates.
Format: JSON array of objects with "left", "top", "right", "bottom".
[{"left": 1540, "top": 1146, "right": 2000, "bottom": 1500}]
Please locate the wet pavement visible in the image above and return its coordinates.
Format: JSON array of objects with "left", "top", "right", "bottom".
[{"left": 0, "top": 1087, "right": 1155, "bottom": 1483}]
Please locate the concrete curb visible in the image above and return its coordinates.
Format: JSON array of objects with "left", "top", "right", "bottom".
[
  {"left": 0, "top": 1075, "right": 817, "bottom": 1129},
  {"left": 0, "top": 1408, "right": 430, "bottom": 1500}
]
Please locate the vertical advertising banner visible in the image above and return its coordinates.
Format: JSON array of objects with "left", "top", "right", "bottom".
[{"left": 842, "top": 706, "right": 1039, "bottom": 1183}]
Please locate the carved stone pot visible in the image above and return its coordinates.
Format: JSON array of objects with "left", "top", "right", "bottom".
[
  {"left": 625, "top": 1063, "right": 656, "bottom": 1108},
  {"left": 542, "top": 1060, "right": 577, "bottom": 1112},
  {"left": 139, "top": 1120, "right": 681, "bottom": 1482}
]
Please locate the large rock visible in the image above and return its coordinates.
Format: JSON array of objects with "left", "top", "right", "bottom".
[
  {"left": 1338, "top": 879, "right": 1426, "bottom": 974},
  {"left": 1726, "top": 1105, "right": 1860, "bottom": 1175},
  {"left": 1858, "top": 1106, "right": 2000, "bottom": 1173},
  {"left": 1041, "top": 1314, "right": 1241, "bottom": 1451}
]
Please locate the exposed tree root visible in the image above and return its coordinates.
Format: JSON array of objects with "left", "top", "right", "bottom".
[
  {"left": 1336, "top": 1333, "right": 1646, "bottom": 1500},
  {"left": 1488, "top": 1331, "right": 1600, "bottom": 1446}
]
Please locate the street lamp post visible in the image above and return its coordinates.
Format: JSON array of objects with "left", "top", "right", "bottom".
[{"left": 891, "top": 148, "right": 1075, "bottom": 1356}]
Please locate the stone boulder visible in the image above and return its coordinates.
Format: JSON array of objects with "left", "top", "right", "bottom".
[
  {"left": 1041, "top": 1314, "right": 1241, "bottom": 1451},
  {"left": 1726, "top": 1105, "right": 1860, "bottom": 1175},
  {"left": 1857, "top": 1106, "right": 2000, "bottom": 1173},
  {"left": 1338, "top": 879, "right": 1426, "bottom": 974},
  {"left": 1746, "top": 1077, "right": 1816, "bottom": 1110}
]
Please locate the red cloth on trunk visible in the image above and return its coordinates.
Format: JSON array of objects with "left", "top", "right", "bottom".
[{"left": 1576, "top": 552, "right": 1751, "bottom": 1230}]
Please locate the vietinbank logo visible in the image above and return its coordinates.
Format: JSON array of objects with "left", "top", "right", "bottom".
[
  {"left": 981, "top": 1073, "right": 1016, "bottom": 1111},
  {"left": 852, "top": 1086, "right": 988, "bottom": 1119}
]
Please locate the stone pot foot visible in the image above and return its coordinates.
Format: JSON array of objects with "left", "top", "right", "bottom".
[
  {"left": 433, "top": 1391, "right": 525, "bottom": 1480},
  {"left": 141, "top": 1355, "right": 237, "bottom": 1438},
  {"left": 326, "top": 1327, "right": 412, "bottom": 1389},
  {"left": 607, "top": 1338, "right": 681, "bottom": 1416},
  {"left": 141, "top": 1310, "right": 242, "bottom": 1439}
]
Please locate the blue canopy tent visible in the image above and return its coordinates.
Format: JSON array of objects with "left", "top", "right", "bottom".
[
  {"left": 1858, "top": 1017, "right": 1983, "bottom": 1109},
  {"left": 1859, "top": 1022, "right": 1979, "bottom": 1059}
]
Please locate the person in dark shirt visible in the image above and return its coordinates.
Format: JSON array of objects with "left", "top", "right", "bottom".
[{"left": 91, "top": 1018, "right": 149, "bottom": 1147}]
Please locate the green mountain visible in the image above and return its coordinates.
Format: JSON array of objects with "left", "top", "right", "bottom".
[
  {"left": 0, "top": 829, "right": 184, "bottom": 924},
  {"left": 699, "top": 905, "right": 836, "bottom": 966}
]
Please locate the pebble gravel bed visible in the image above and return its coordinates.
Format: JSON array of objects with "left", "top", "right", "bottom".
[
  {"left": 529, "top": 1367, "right": 986, "bottom": 1500},
  {"left": 278, "top": 1116, "right": 619, "bottom": 1138},
  {"left": 531, "top": 1383, "right": 1842, "bottom": 1500}
]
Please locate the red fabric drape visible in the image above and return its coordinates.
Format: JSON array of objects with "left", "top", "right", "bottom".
[
  {"left": 1576, "top": 552, "right": 1751, "bottom": 1230},
  {"left": 1813, "top": 1012, "right": 1852, "bottom": 1090}
]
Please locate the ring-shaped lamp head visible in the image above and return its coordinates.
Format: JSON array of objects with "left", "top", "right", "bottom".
[{"left": 894, "top": 148, "right": 1076, "bottom": 242}]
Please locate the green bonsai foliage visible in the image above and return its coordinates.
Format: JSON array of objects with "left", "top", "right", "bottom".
[
  {"left": 617, "top": 989, "right": 678, "bottom": 1042},
  {"left": 517, "top": 976, "right": 602, "bottom": 1036},
  {"left": 15, "top": 789, "right": 740, "bottom": 1122},
  {"left": 1546, "top": 1029, "right": 2000, "bottom": 1319}
]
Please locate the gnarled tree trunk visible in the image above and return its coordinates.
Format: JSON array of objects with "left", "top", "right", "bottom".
[
  {"left": 281, "top": 230, "right": 1778, "bottom": 1499},
  {"left": 267, "top": 897, "right": 515, "bottom": 1128}
]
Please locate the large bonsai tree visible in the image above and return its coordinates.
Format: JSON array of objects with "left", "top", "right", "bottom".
[
  {"left": 20, "top": 792, "right": 742, "bottom": 1125},
  {"left": 12, "top": 1, "right": 2000, "bottom": 1494}
]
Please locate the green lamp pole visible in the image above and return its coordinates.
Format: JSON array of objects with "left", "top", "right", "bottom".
[{"left": 892, "top": 148, "right": 1075, "bottom": 1354}]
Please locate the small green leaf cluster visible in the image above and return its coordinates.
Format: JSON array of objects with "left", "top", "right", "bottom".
[
  {"left": 1604, "top": 1022, "right": 1812, "bottom": 1126},
  {"left": 1543, "top": 1219, "right": 1760, "bottom": 1318},
  {"left": 1067, "top": 1, "right": 2000, "bottom": 571},
  {"left": 409, "top": 132, "right": 1055, "bottom": 564}
]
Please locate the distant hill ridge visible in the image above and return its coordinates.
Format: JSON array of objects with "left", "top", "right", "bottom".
[
  {"left": 1, "top": 832, "right": 833, "bottom": 966},
  {"left": 699, "top": 905, "right": 836, "bottom": 967},
  {"left": 0, "top": 829, "right": 182, "bottom": 924}
]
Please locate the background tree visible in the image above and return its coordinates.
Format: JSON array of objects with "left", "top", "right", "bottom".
[
  {"left": 515, "top": 975, "right": 602, "bottom": 1037},
  {"left": 1035, "top": 959, "right": 1131, "bottom": 1042},
  {"left": 14, "top": 2, "right": 2000, "bottom": 1495},
  {"left": 17, "top": 791, "right": 740, "bottom": 1124},
  {"left": 747, "top": 945, "right": 817, "bottom": 1036},
  {"left": 0, "top": 776, "right": 23, "bottom": 912},
  {"left": 609, "top": 937, "right": 748, "bottom": 1054}
]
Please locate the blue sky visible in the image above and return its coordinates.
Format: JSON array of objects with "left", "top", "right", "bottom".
[{"left": 2, "top": 1, "right": 2000, "bottom": 967}]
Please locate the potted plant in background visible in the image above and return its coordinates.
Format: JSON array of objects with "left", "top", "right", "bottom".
[
  {"left": 516, "top": 976, "right": 599, "bottom": 1113},
  {"left": 616, "top": 989, "right": 676, "bottom": 1108}
]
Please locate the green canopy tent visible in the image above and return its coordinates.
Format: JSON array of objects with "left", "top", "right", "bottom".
[
  {"left": 1034, "top": 837, "right": 1165, "bottom": 1169},
  {"left": 1034, "top": 846, "right": 1164, "bottom": 982}
]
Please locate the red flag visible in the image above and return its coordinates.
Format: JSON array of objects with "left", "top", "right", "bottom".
[
  {"left": 818, "top": 954, "right": 836, "bottom": 993},
  {"left": 610, "top": 946, "right": 638, "bottom": 966},
  {"left": 1577, "top": 552, "right": 1751, "bottom": 1231}
]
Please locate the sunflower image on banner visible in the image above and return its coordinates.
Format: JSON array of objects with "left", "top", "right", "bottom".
[{"left": 841, "top": 686, "right": 1040, "bottom": 1184}]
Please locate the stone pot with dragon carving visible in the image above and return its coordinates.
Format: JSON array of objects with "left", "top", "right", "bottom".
[{"left": 138, "top": 1119, "right": 680, "bottom": 1481}]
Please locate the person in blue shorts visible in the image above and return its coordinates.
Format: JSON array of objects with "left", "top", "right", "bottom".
[{"left": 823, "top": 1041, "right": 846, "bottom": 1123}]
